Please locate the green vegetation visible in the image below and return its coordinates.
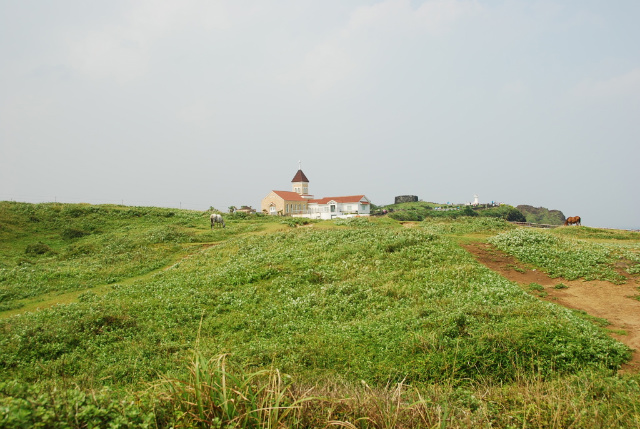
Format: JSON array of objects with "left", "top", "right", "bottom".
[
  {"left": 383, "top": 201, "right": 436, "bottom": 221},
  {"left": 517, "top": 205, "right": 566, "bottom": 225},
  {"left": 383, "top": 201, "right": 526, "bottom": 222},
  {"left": 528, "top": 282, "right": 544, "bottom": 292},
  {"left": 553, "top": 224, "right": 640, "bottom": 241},
  {"left": 1, "top": 201, "right": 639, "bottom": 428},
  {"left": 281, "top": 217, "right": 317, "bottom": 228},
  {"left": 489, "top": 228, "right": 629, "bottom": 283},
  {"left": 421, "top": 217, "right": 515, "bottom": 236},
  {"left": 0, "top": 202, "right": 268, "bottom": 307}
]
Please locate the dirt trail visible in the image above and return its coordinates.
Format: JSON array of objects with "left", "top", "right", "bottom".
[{"left": 462, "top": 242, "right": 640, "bottom": 373}]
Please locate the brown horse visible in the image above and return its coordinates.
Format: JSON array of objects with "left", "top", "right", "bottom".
[{"left": 564, "top": 216, "right": 581, "bottom": 226}]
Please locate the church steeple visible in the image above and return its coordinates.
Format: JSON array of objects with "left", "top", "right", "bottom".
[{"left": 291, "top": 162, "right": 309, "bottom": 195}]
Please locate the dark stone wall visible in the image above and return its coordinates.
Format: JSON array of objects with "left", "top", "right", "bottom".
[{"left": 395, "top": 195, "right": 418, "bottom": 204}]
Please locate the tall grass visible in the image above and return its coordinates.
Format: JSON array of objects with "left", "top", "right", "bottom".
[
  {"left": 3, "top": 352, "right": 639, "bottom": 428},
  {"left": 155, "top": 353, "right": 640, "bottom": 428},
  {"left": 162, "top": 352, "right": 315, "bottom": 428}
]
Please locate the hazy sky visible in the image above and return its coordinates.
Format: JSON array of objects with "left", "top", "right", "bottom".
[{"left": 1, "top": 1, "right": 638, "bottom": 229}]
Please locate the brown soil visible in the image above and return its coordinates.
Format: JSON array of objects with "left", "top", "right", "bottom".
[{"left": 461, "top": 242, "right": 640, "bottom": 373}]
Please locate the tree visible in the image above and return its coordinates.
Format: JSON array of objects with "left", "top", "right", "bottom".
[
  {"left": 461, "top": 206, "right": 478, "bottom": 217},
  {"left": 506, "top": 208, "right": 526, "bottom": 222}
]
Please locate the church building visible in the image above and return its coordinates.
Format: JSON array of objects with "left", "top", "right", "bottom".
[{"left": 261, "top": 169, "right": 371, "bottom": 219}]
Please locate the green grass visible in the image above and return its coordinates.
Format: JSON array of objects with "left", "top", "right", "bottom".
[
  {"left": 0, "top": 202, "right": 274, "bottom": 306},
  {"left": 528, "top": 283, "right": 544, "bottom": 292},
  {"left": 1, "top": 202, "right": 639, "bottom": 428},
  {"left": 488, "top": 228, "right": 629, "bottom": 283}
]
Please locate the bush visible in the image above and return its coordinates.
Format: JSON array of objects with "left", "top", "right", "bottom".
[
  {"left": 479, "top": 206, "right": 526, "bottom": 222},
  {"left": 461, "top": 206, "right": 478, "bottom": 217},
  {"left": 505, "top": 208, "right": 526, "bottom": 222},
  {"left": 24, "top": 242, "right": 53, "bottom": 256},
  {"left": 61, "top": 228, "right": 89, "bottom": 240},
  {"left": 388, "top": 211, "right": 421, "bottom": 221},
  {"left": 281, "top": 217, "right": 313, "bottom": 227},
  {"left": 0, "top": 301, "right": 25, "bottom": 312},
  {"left": 334, "top": 217, "right": 374, "bottom": 227},
  {"left": 528, "top": 283, "right": 544, "bottom": 292}
]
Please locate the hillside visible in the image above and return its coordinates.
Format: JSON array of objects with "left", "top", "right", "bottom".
[
  {"left": 1, "top": 201, "right": 639, "bottom": 428},
  {"left": 517, "top": 204, "right": 566, "bottom": 225},
  {"left": 383, "top": 201, "right": 527, "bottom": 222}
]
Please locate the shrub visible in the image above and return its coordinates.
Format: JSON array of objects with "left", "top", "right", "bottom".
[
  {"left": 528, "top": 283, "right": 544, "bottom": 292},
  {"left": 334, "top": 217, "right": 373, "bottom": 227},
  {"left": 25, "top": 242, "right": 53, "bottom": 256},
  {"left": 230, "top": 211, "right": 248, "bottom": 220},
  {"left": 61, "top": 228, "right": 89, "bottom": 240},
  {"left": 281, "top": 217, "right": 314, "bottom": 227},
  {"left": 505, "top": 208, "right": 526, "bottom": 222},
  {"left": 480, "top": 206, "right": 526, "bottom": 222},
  {"left": 461, "top": 206, "right": 478, "bottom": 217},
  {"left": 0, "top": 301, "right": 25, "bottom": 312},
  {"left": 388, "top": 211, "right": 421, "bottom": 221}
]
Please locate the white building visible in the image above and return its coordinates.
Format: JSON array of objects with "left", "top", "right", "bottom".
[
  {"left": 261, "top": 168, "right": 371, "bottom": 219},
  {"left": 305, "top": 195, "right": 371, "bottom": 220}
]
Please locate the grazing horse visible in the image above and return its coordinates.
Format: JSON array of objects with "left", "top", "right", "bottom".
[
  {"left": 210, "top": 213, "right": 226, "bottom": 229},
  {"left": 564, "top": 216, "right": 581, "bottom": 226}
]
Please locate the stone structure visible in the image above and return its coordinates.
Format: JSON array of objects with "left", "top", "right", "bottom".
[{"left": 394, "top": 195, "right": 418, "bottom": 204}]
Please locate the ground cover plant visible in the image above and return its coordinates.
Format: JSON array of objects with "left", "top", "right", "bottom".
[
  {"left": 1, "top": 203, "right": 639, "bottom": 427},
  {"left": 488, "top": 228, "right": 629, "bottom": 283},
  {"left": 421, "top": 217, "right": 515, "bottom": 235},
  {"left": 549, "top": 226, "right": 640, "bottom": 276},
  {"left": 0, "top": 202, "right": 274, "bottom": 311}
]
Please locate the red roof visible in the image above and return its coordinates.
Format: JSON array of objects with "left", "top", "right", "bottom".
[
  {"left": 308, "top": 195, "right": 368, "bottom": 204},
  {"left": 271, "top": 190, "right": 307, "bottom": 201},
  {"left": 291, "top": 170, "right": 309, "bottom": 183}
]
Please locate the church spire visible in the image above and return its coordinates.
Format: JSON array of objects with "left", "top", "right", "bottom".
[{"left": 291, "top": 163, "right": 309, "bottom": 195}]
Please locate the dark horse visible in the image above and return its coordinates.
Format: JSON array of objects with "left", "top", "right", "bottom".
[{"left": 564, "top": 216, "right": 581, "bottom": 226}]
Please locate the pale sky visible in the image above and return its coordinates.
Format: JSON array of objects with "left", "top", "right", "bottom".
[{"left": 1, "top": 1, "right": 638, "bottom": 229}]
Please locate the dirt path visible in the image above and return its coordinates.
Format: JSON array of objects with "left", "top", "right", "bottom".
[{"left": 462, "top": 241, "right": 640, "bottom": 373}]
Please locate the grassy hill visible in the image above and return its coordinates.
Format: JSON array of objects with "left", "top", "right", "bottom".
[
  {"left": 382, "top": 201, "right": 527, "bottom": 222},
  {"left": 1, "top": 201, "right": 639, "bottom": 428},
  {"left": 516, "top": 205, "right": 566, "bottom": 225}
]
